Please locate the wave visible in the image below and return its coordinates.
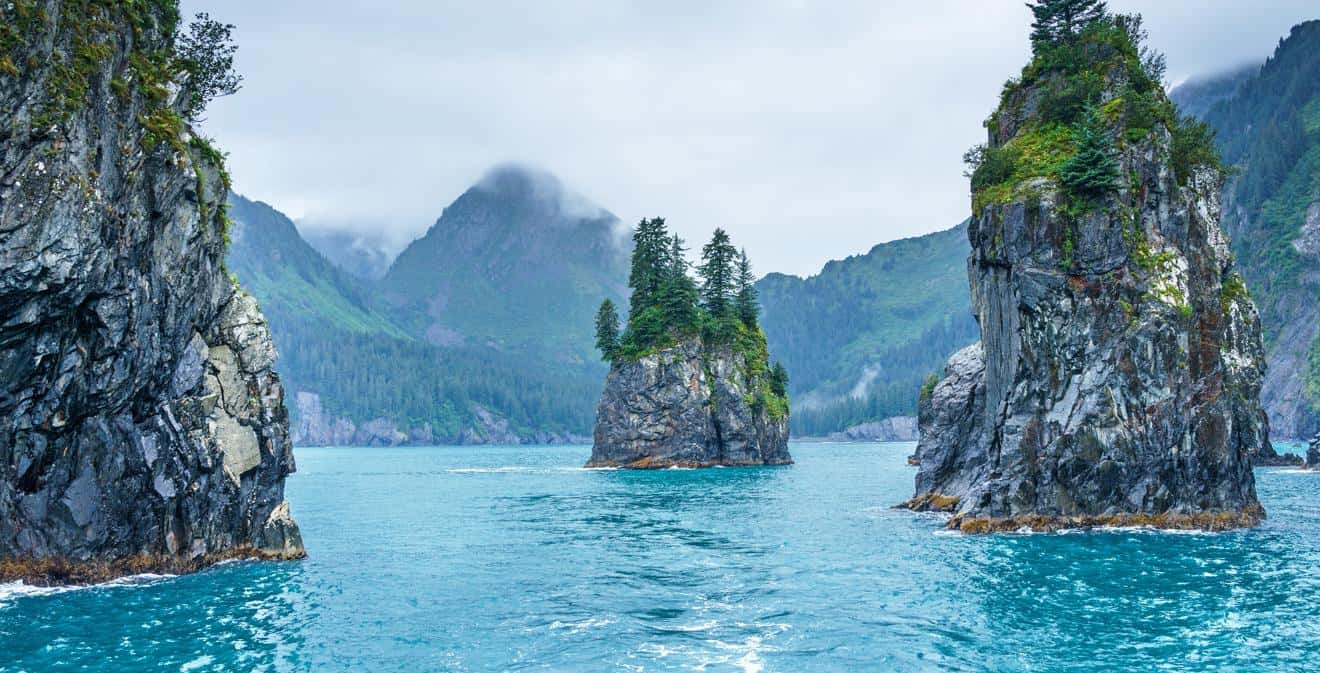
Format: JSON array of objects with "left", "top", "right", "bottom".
[{"left": 0, "top": 572, "right": 175, "bottom": 608}]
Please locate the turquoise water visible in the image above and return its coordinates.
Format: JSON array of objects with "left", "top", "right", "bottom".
[{"left": 2, "top": 441, "right": 1319, "bottom": 672}]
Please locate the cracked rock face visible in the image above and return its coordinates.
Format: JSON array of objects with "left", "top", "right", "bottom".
[
  {"left": 905, "top": 103, "right": 1270, "bottom": 533},
  {"left": 0, "top": 1, "right": 301, "bottom": 582},
  {"left": 588, "top": 339, "right": 791, "bottom": 468}
]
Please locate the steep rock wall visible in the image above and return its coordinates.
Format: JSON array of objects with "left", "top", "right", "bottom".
[{"left": 0, "top": 1, "right": 301, "bottom": 583}]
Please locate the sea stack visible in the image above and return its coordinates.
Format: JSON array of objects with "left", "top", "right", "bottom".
[
  {"left": 0, "top": 1, "right": 302, "bottom": 583},
  {"left": 588, "top": 220, "right": 791, "bottom": 468},
  {"left": 904, "top": 6, "right": 1270, "bottom": 531}
]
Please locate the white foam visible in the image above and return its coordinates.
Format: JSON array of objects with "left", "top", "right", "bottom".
[
  {"left": 0, "top": 572, "right": 175, "bottom": 608},
  {"left": 180, "top": 655, "right": 214, "bottom": 672},
  {"left": 549, "top": 617, "right": 614, "bottom": 634}
]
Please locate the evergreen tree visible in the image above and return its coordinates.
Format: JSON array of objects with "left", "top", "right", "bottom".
[
  {"left": 627, "top": 218, "right": 670, "bottom": 319},
  {"left": 1059, "top": 105, "right": 1120, "bottom": 198},
  {"left": 769, "top": 362, "right": 789, "bottom": 398},
  {"left": 698, "top": 228, "right": 738, "bottom": 322},
  {"left": 594, "top": 299, "right": 620, "bottom": 361},
  {"left": 659, "top": 234, "right": 700, "bottom": 333},
  {"left": 1027, "top": 0, "right": 1108, "bottom": 49},
  {"left": 734, "top": 248, "right": 759, "bottom": 328}
]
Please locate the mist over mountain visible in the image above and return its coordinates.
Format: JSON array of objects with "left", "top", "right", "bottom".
[
  {"left": 302, "top": 228, "right": 399, "bottom": 281},
  {"left": 225, "top": 192, "right": 598, "bottom": 445},
  {"left": 381, "top": 164, "right": 630, "bottom": 363}
]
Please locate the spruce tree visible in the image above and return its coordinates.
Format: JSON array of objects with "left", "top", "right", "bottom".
[
  {"left": 659, "top": 234, "right": 700, "bottom": 333},
  {"left": 698, "top": 228, "right": 738, "bottom": 322},
  {"left": 627, "top": 218, "right": 669, "bottom": 319},
  {"left": 769, "top": 362, "right": 789, "bottom": 398},
  {"left": 594, "top": 299, "right": 620, "bottom": 361},
  {"left": 1027, "top": 0, "right": 1107, "bottom": 49},
  {"left": 1059, "top": 105, "right": 1120, "bottom": 198},
  {"left": 734, "top": 248, "right": 759, "bottom": 328}
]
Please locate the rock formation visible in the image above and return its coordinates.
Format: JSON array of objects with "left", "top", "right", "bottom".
[
  {"left": 904, "top": 14, "right": 1271, "bottom": 531},
  {"left": 823, "top": 417, "right": 918, "bottom": 443},
  {"left": 589, "top": 338, "right": 791, "bottom": 468},
  {"left": 0, "top": 1, "right": 301, "bottom": 583},
  {"left": 1308, "top": 434, "right": 1320, "bottom": 469}
]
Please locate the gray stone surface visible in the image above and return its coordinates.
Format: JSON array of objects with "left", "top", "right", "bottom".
[
  {"left": 588, "top": 338, "right": 791, "bottom": 468},
  {"left": 0, "top": 2, "right": 302, "bottom": 580},
  {"left": 905, "top": 90, "right": 1270, "bottom": 531}
]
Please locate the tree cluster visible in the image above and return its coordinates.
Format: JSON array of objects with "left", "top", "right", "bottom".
[
  {"left": 1027, "top": 0, "right": 1108, "bottom": 51},
  {"left": 595, "top": 218, "right": 767, "bottom": 364}
]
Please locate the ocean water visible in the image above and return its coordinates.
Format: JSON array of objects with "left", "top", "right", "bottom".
[{"left": 2, "top": 441, "right": 1319, "bottom": 672}]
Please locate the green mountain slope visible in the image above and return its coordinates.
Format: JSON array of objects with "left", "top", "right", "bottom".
[
  {"left": 1189, "top": 20, "right": 1320, "bottom": 439},
  {"left": 381, "top": 165, "right": 630, "bottom": 366},
  {"left": 757, "top": 222, "right": 977, "bottom": 435},
  {"left": 225, "top": 193, "right": 598, "bottom": 444}
]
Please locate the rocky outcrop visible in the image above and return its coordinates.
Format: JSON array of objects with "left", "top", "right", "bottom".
[
  {"left": 589, "top": 339, "right": 791, "bottom": 468},
  {"left": 0, "top": 2, "right": 301, "bottom": 583},
  {"left": 1308, "top": 434, "right": 1320, "bottom": 469},
  {"left": 822, "top": 417, "right": 918, "bottom": 442},
  {"left": 904, "top": 33, "right": 1270, "bottom": 532}
]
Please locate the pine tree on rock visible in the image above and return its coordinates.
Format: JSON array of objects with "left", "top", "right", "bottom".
[
  {"left": 595, "top": 299, "right": 621, "bottom": 361},
  {"left": 1027, "top": 0, "right": 1108, "bottom": 49},
  {"left": 659, "top": 234, "right": 700, "bottom": 333},
  {"left": 698, "top": 228, "right": 738, "bottom": 328},
  {"left": 627, "top": 217, "right": 669, "bottom": 318},
  {"left": 1059, "top": 105, "right": 1120, "bottom": 198},
  {"left": 735, "top": 248, "right": 759, "bottom": 329}
]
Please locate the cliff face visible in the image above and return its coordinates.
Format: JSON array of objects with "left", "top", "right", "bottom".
[
  {"left": 589, "top": 339, "right": 791, "bottom": 468},
  {"left": 0, "top": 2, "right": 301, "bottom": 582},
  {"left": 906, "top": 24, "right": 1270, "bottom": 532}
]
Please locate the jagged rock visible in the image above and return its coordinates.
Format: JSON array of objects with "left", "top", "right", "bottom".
[
  {"left": 1307, "top": 435, "right": 1320, "bottom": 469},
  {"left": 0, "top": 1, "right": 301, "bottom": 583},
  {"left": 904, "top": 36, "right": 1270, "bottom": 532},
  {"left": 291, "top": 391, "right": 358, "bottom": 446},
  {"left": 588, "top": 338, "right": 791, "bottom": 468},
  {"left": 825, "top": 417, "right": 918, "bottom": 443}
]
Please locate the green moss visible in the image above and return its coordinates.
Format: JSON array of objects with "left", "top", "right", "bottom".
[
  {"left": 1219, "top": 272, "right": 1250, "bottom": 314},
  {"left": 971, "top": 123, "right": 1077, "bottom": 214}
]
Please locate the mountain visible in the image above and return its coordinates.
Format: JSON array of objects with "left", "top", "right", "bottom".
[
  {"left": 302, "top": 228, "right": 398, "bottom": 281},
  {"left": 1169, "top": 63, "right": 1258, "bottom": 119},
  {"left": 757, "top": 222, "right": 977, "bottom": 435},
  {"left": 1181, "top": 20, "right": 1320, "bottom": 440},
  {"left": 381, "top": 164, "right": 630, "bottom": 365},
  {"left": 225, "top": 193, "right": 597, "bottom": 445}
]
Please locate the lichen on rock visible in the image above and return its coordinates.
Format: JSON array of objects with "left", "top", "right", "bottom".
[
  {"left": 0, "top": 0, "right": 301, "bottom": 584},
  {"left": 903, "top": 9, "right": 1271, "bottom": 532}
]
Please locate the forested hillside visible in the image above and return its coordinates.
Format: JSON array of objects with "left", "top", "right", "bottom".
[
  {"left": 757, "top": 223, "right": 976, "bottom": 435},
  {"left": 1186, "top": 20, "right": 1320, "bottom": 439},
  {"left": 226, "top": 194, "right": 599, "bottom": 444},
  {"left": 381, "top": 165, "right": 630, "bottom": 365}
]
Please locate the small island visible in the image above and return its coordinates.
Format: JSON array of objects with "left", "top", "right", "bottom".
[
  {"left": 903, "top": 1, "right": 1273, "bottom": 531},
  {"left": 587, "top": 218, "right": 791, "bottom": 468}
]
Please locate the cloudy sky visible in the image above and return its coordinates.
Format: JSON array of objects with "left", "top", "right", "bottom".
[{"left": 182, "top": 1, "right": 1314, "bottom": 276}]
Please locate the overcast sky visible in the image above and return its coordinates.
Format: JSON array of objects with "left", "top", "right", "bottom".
[{"left": 182, "top": 1, "right": 1314, "bottom": 277}]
